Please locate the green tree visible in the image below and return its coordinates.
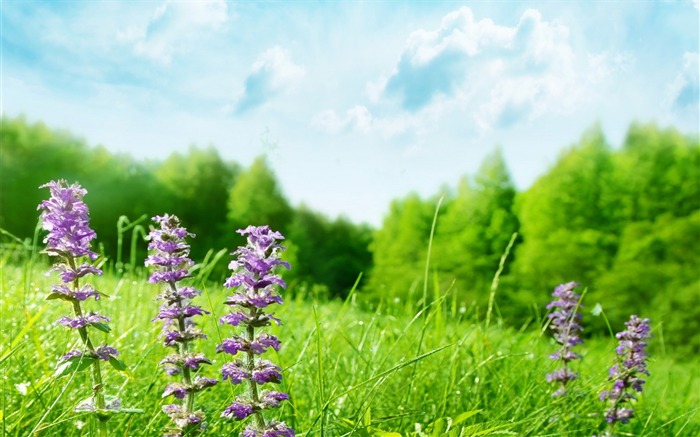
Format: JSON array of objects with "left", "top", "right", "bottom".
[
  {"left": 367, "top": 193, "right": 435, "bottom": 300},
  {"left": 155, "top": 146, "right": 239, "bottom": 257},
  {"left": 1, "top": 116, "right": 92, "bottom": 238},
  {"left": 513, "top": 126, "right": 619, "bottom": 295},
  {"left": 287, "top": 207, "right": 372, "bottom": 298},
  {"left": 225, "top": 156, "right": 292, "bottom": 245},
  {"left": 596, "top": 211, "right": 700, "bottom": 355},
  {"left": 615, "top": 123, "right": 700, "bottom": 221},
  {"left": 434, "top": 149, "right": 519, "bottom": 302}
]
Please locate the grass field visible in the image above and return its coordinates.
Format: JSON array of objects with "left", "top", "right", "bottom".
[{"left": 1, "top": 246, "right": 699, "bottom": 437}]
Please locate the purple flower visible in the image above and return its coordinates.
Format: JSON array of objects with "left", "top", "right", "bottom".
[
  {"left": 148, "top": 270, "right": 190, "bottom": 284},
  {"left": 218, "top": 226, "right": 293, "bottom": 434},
  {"left": 57, "top": 313, "right": 110, "bottom": 329},
  {"left": 38, "top": 180, "right": 123, "bottom": 432},
  {"left": 251, "top": 360, "right": 283, "bottom": 385},
  {"left": 61, "top": 349, "right": 84, "bottom": 361},
  {"left": 95, "top": 345, "right": 119, "bottom": 361},
  {"left": 192, "top": 376, "right": 218, "bottom": 392},
  {"left": 146, "top": 214, "right": 214, "bottom": 435},
  {"left": 250, "top": 333, "right": 281, "bottom": 355},
  {"left": 49, "top": 263, "right": 103, "bottom": 283},
  {"left": 50, "top": 284, "right": 101, "bottom": 301},
  {"left": 222, "top": 361, "right": 248, "bottom": 384},
  {"left": 600, "top": 315, "right": 652, "bottom": 426},
  {"left": 184, "top": 354, "right": 212, "bottom": 370},
  {"left": 146, "top": 214, "right": 195, "bottom": 283},
  {"left": 217, "top": 337, "right": 247, "bottom": 356},
  {"left": 162, "top": 404, "right": 205, "bottom": 434},
  {"left": 545, "top": 281, "right": 583, "bottom": 396},
  {"left": 220, "top": 311, "right": 249, "bottom": 326},
  {"left": 240, "top": 421, "right": 295, "bottom": 437},
  {"left": 222, "top": 401, "right": 254, "bottom": 420},
  {"left": 159, "top": 353, "right": 211, "bottom": 371},
  {"left": 163, "top": 383, "right": 189, "bottom": 399},
  {"left": 260, "top": 391, "right": 289, "bottom": 409},
  {"left": 153, "top": 304, "right": 209, "bottom": 321},
  {"left": 38, "top": 180, "right": 98, "bottom": 260}
]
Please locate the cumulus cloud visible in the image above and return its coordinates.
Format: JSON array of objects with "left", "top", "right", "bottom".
[
  {"left": 117, "top": 0, "right": 228, "bottom": 65},
  {"left": 376, "top": 7, "right": 614, "bottom": 129},
  {"left": 232, "top": 46, "right": 306, "bottom": 114},
  {"left": 667, "top": 52, "right": 699, "bottom": 117}
]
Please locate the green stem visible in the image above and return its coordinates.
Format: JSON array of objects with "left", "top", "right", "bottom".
[
  {"left": 172, "top": 280, "right": 194, "bottom": 413},
  {"left": 246, "top": 309, "right": 266, "bottom": 430},
  {"left": 68, "top": 257, "right": 108, "bottom": 436}
]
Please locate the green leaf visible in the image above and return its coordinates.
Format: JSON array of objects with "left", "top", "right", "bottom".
[
  {"left": 453, "top": 410, "right": 482, "bottom": 426},
  {"left": 430, "top": 418, "right": 446, "bottom": 436},
  {"left": 112, "top": 407, "right": 144, "bottom": 414},
  {"left": 54, "top": 357, "right": 95, "bottom": 378},
  {"left": 108, "top": 357, "right": 128, "bottom": 372},
  {"left": 45, "top": 293, "right": 72, "bottom": 302},
  {"left": 91, "top": 323, "right": 111, "bottom": 333}
]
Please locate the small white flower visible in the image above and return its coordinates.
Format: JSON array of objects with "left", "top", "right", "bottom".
[{"left": 15, "top": 382, "right": 30, "bottom": 396}]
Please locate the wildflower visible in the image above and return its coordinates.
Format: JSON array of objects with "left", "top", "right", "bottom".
[
  {"left": 545, "top": 281, "right": 584, "bottom": 397},
  {"left": 38, "top": 180, "right": 122, "bottom": 435},
  {"left": 598, "top": 315, "right": 652, "bottom": 434},
  {"left": 146, "top": 214, "right": 216, "bottom": 436},
  {"left": 218, "top": 226, "right": 294, "bottom": 437}
]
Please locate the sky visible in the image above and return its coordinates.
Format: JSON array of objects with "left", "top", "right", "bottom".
[{"left": 2, "top": 0, "right": 699, "bottom": 226}]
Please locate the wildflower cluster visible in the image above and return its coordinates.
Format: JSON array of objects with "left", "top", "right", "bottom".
[
  {"left": 38, "top": 180, "right": 123, "bottom": 432},
  {"left": 599, "top": 315, "right": 652, "bottom": 428},
  {"left": 146, "top": 214, "right": 217, "bottom": 436},
  {"left": 218, "top": 226, "right": 294, "bottom": 437},
  {"left": 545, "top": 281, "right": 583, "bottom": 397}
]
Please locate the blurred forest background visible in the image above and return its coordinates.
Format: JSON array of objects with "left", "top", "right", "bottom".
[{"left": 2, "top": 115, "right": 698, "bottom": 357}]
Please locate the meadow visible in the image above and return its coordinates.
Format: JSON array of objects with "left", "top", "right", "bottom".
[{"left": 1, "top": 230, "right": 698, "bottom": 437}]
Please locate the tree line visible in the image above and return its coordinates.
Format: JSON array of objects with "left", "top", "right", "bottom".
[
  {"left": 2, "top": 116, "right": 698, "bottom": 354},
  {"left": 0, "top": 116, "right": 372, "bottom": 297},
  {"left": 369, "top": 124, "right": 698, "bottom": 355}
]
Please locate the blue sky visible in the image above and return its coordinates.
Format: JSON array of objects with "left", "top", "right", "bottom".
[{"left": 3, "top": 1, "right": 699, "bottom": 225}]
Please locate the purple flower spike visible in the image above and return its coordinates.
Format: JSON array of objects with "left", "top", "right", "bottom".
[
  {"left": 545, "top": 281, "right": 583, "bottom": 397},
  {"left": 146, "top": 214, "right": 215, "bottom": 436},
  {"left": 599, "top": 315, "right": 652, "bottom": 429},
  {"left": 38, "top": 180, "right": 123, "bottom": 431},
  {"left": 219, "top": 225, "right": 294, "bottom": 436},
  {"left": 38, "top": 180, "right": 98, "bottom": 260}
]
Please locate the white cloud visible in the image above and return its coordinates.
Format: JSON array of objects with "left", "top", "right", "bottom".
[
  {"left": 311, "top": 105, "right": 426, "bottom": 141},
  {"left": 232, "top": 46, "right": 306, "bottom": 114},
  {"left": 667, "top": 51, "right": 699, "bottom": 117},
  {"left": 375, "top": 7, "right": 619, "bottom": 130},
  {"left": 117, "top": 0, "right": 229, "bottom": 65},
  {"left": 311, "top": 106, "right": 373, "bottom": 134}
]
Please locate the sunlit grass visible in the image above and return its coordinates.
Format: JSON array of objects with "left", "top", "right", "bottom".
[{"left": 1, "top": 249, "right": 698, "bottom": 436}]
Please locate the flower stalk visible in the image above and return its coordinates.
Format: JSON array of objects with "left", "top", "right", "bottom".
[
  {"left": 218, "top": 225, "right": 294, "bottom": 437},
  {"left": 597, "top": 315, "right": 652, "bottom": 436},
  {"left": 146, "top": 214, "right": 217, "bottom": 436},
  {"left": 38, "top": 180, "right": 122, "bottom": 436},
  {"left": 546, "top": 281, "right": 584, "bottom": 397}
]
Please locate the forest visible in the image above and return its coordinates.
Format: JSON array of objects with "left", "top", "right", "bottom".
[{"left": 2, "top": 115, "right": 698, "bottom": 357}]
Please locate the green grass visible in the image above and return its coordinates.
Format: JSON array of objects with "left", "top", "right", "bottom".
[{"left": 1, "top": 255, "right": 698, "bottom": 437}]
